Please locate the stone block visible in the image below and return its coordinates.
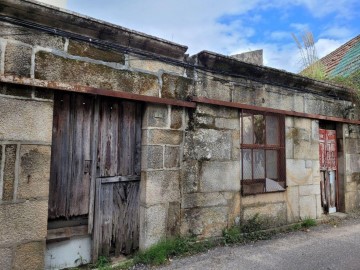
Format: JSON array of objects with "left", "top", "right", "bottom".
[
  {"left": 311, "top": 120, "right": 319, "bottom": 142},
  {"left": 293, "top": 132, "right": 319, "bottom": 160},
  {"left": 182, "top": 160, "right": 199, "bottom": 193},
  {"left": 0, "top": 97, "right": 53, "bottom": 142},
  {"left": 182, "top": 192, "right": 230, "bottom": 209},
  {"left": 286, "top": 186, "right": 300, "bottom": 223},
  {"left": 196, "top": 77, "right": 231, "bottom": 102},
  {"left": 141, "top": 170, "right": 180, "bottom": 205},
  {"left": 200, "top": 161, "right": 240, "bottom": 192},
  {"left": 196, "top": 104, "right": 238, "bottom": 118},
  {"left": 293, "top": 94, "right": 304, "bottom": 112},
  {"left": 143, "top": 129, "right": 183, "bottom": 145},
  {"left": 141, "top": 145, "right": 163, "bottom": 170},
  {"left": 164, "top": 146, "right": 180, "bottom": 169},
  {"left": 231, "top": 130, "right": 240, "bottom": 161},
  {"left": 299, "top": 184, "right": 320, "bottom": 196},
  {"left": 185, "top": 129, "right": 232, "bottom": 161},
  {"left": 241, "top": 191, "right": 286, "bottom": 206},
  {"left": 170, "top": 106, "right": 183, "bottom": 129},
  {"left": 294, "top": 118, "right": 311, "bottom": 131},
  {"left": 4, "top": 43, "right": 32, "bottom": 77},
  {"left": 143, "top": 104, "right": 168, "bottom": 128},
  {"left": 0, "top": 200, "right": 48, "bottom": 245},
  {"left": 161, "top": 73, "right": 193, "bottom": 99},
  {"left": 195, "top": 115, "right": 214, "bottom": 128},
  {"left": 232, "top": 84, "right": 259, "bottom": 105},
  {"left": 285, "top": 116, "right": 294, "bottom": 128},
  {"left": 316, "top": 194, "right": 323, "bottom": 218},
  {"left": 0, "top": 247, "right": 12, "bottom": 270},
  {"left": 345, "top": 138, "right": 360, "bottom": 154},
  {"left": 215, "top": 118, "right": 239, "bottom": 130},
  {"left": 285, "top": 127, "right": 294, "bottom": 159},
  {"left": 286, "top": 159, "right": 313, "bottom": 186},
  {"left": 18, "top": 145, "right": 51, "bottom": 199},
  {"left": 3, "top": 144, "right": 16, "bottom": 201},
  {"left": 35, "top": 52, "right": 159, "bottom": 96},
  {"left": 345, "top": 191, "right": 358, "bottom": 212},
  {"left": 139, "top": 204, "right": 167, "bottom": 250},
  {"left": 228, "top": 192, "right": 241, "bottom": 226},
  {"left": 299, "top": 195, "right": 317, "bottom": 219},
  {"left": 181, "top": 206, "right": 228, "bottom": 238},
  {"left": 347, "top": 154, "right": 360, "bottom": 173},
  {"left": 167, "top": 202, "right": 180, "bottom": 237},
  {"left": 129, "top": 56, "right": 185, "bottom": 74},
  {"left": 242, "top": 202, "right": 287, "bottom": 227},
  {"left": 13, "top": 241, "right": 45, "bottom": 270},
  {"left": 0, "top": 21, "right": 65, "bottom": 50},
  {"left": 68, "top": 40, "right": 125, "bottom": 63}
]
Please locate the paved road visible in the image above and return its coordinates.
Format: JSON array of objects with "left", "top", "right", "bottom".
[{"left": 157, "top": 219, "right": 360, "bottom": 270}]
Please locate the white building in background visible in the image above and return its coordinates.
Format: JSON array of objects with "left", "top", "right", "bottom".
[{"left": 37, "top": 0, "right": 67, "bottom": 8}]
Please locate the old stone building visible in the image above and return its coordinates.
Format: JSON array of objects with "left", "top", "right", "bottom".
[{"left": 0, "top": 1, "right": 359, "bottom": 269}]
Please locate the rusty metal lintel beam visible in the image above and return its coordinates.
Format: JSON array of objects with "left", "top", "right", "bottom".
[
  {"left": 0, "top": 75, "right": 196, "bottom": 108},
  {"left": 192, "top": 96, "right": 360, "bottom": 125}
]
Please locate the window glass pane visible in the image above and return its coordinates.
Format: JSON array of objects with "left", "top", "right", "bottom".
[
  {"left": 266, "top": 150, "right": 278, "bottom": 179},
  {"left": 266, "top": 115, "right": 279, "bottom": 145},
  {"left": 253, "top": 149, "right": 265, "bottom": 179},
  {"left": 242, "top": 113, "right": 253, "bottom": 144},
  {"left": 254, "top": 114, "right": 265, "bottom": 144},
  {"left": 242, "top": 149, "right": 252, "bottom": 179}
]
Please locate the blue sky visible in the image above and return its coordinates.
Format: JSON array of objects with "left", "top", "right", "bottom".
[{"left": 65, "top": 0, "right": 360, "bottom": 73}]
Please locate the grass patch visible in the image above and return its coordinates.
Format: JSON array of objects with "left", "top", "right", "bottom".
[
  {"left": 300, "top": 217, "right": 317, "bottom": 228},
  {"left": 132, "top": 236, "right": 215, "bottom": 266}
]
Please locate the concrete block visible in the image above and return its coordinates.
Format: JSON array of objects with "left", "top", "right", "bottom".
[
  {"left": 0, "top": 21, "right": 65, "bottom": 50},
  {"left": 35, "top": 52, "right": 159, "bottom": 96},
  {"left": 0, "top": 200, "right": 48, "bottom": 245},
  {"left": 68, "top": 40, "right": 125, "bottom": 63},
  {"left": 182, "top": 160, "right": 199, "bottom": 193},
  {"left": 181, "top": 206, "right": 228, "bottom": 238},
  {"left": 140, "top": 170, "right": 180, "bottom": 205},
  {"left": 129, "top": 56, "right": 185, "bottom": 74},
  {"left": 141, "top": 145, "right": 163, "bottom": 170},
  {"left": 170, "top": 106, "right": 183, "bottom": 130},
  {"left": 196, "top": 104, "right": 238, "bottom": 118},
  {"left": 143, "top": 104, "right": 168, "bottom": 128},
  {"left": 143, "top": 129, "right": 183, "bottom": 145},
  {"left": 299, "top": 184, "right": 320, "bottom": 196},
  {"left": 182, "top": 192, "right": 230, "bottom": 209},
  {"left": 164, "top": 146, "right": 180, "bottom": 169},
  {"left": 161, "top": 73, "right": 193, "bottom": 99},
  {"left": 286, "top": 186, "right": 300, "bottom": 223},
  {"left": 0, "top": 247, "right": 12, "bottom": 270},
  {"left": 4, "top": 43, "right": 32, "bottom": 77},
  {"left": 200, "top": 161, "right": 240, "bottom": 192},
  {"left": 215, "top": 118, "right": 240, "bottom": 130},
  {"left": 167, "top": 202, "right": 181, "bottom": 237},
  {"left": 299, "top": 195, "right": 317, "bottom": 219},
  {"left": 185, "top": 129, "right": 232, "bottom": 161},
  {"left": 286, "top": 159, "right": 313, "bottom": 186},
  {"left": 13, "top": 241, "right": 45, "bottom": 270},
  {"left": 0, "top": 97, "right": 53, "bottom": 142},
  {"left": 3, "top": 144, "right": 17, "bottom": 201},
  {"left": 18, "top": 145, "right": 51, "bottom": 199},
  {"left": 139, "top": 204, "right": 167, "bottom": 250}
]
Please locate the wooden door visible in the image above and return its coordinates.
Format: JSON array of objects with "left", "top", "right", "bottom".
[
  {"left": 92, "top": 98, "right": 142, "bottom": 260},
  {"left": 319, "top": 129, "right": 337, "bottom": 213},
  {"left": 49, "top": 93, "right": 142, "bottom": 260}
]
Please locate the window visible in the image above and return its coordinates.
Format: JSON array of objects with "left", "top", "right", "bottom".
[{"left": 240, "top": 110, "right": 285, "bottom": 195}]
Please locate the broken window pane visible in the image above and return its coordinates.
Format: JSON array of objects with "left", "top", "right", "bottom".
[{"left": 254, "top": 114, "right": 265, "bottom": 144}]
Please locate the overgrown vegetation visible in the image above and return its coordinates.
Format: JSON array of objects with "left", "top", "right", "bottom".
[
  {"left": 292, "top": 31, "right": 360, "bottom": 104},
  {"left": 300, "top": 217, "right": 317, "bottom": 228}
]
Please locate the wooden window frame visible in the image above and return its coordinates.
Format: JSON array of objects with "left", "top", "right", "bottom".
[{"left": 240, "top": 109, "right": 286, "bottom": 195}]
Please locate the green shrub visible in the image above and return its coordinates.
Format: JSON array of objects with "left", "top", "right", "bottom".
[{"left": 301, "top": 217, "right": 317, "bottom": 228}]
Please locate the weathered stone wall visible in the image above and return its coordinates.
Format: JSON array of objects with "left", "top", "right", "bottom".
[
  {"left": 343, "top": 124, "right": 360, "bottom": 211},
  {"left": 0, "top": 85, "right": 53, "bottom": 269}
]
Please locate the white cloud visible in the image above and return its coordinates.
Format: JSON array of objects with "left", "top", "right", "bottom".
[
  {"left": 270, "top": 31, "right": 291, "bottom": 40},
  {"left": 320, "top": 26, "right": 354, "bottom": 39}
]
